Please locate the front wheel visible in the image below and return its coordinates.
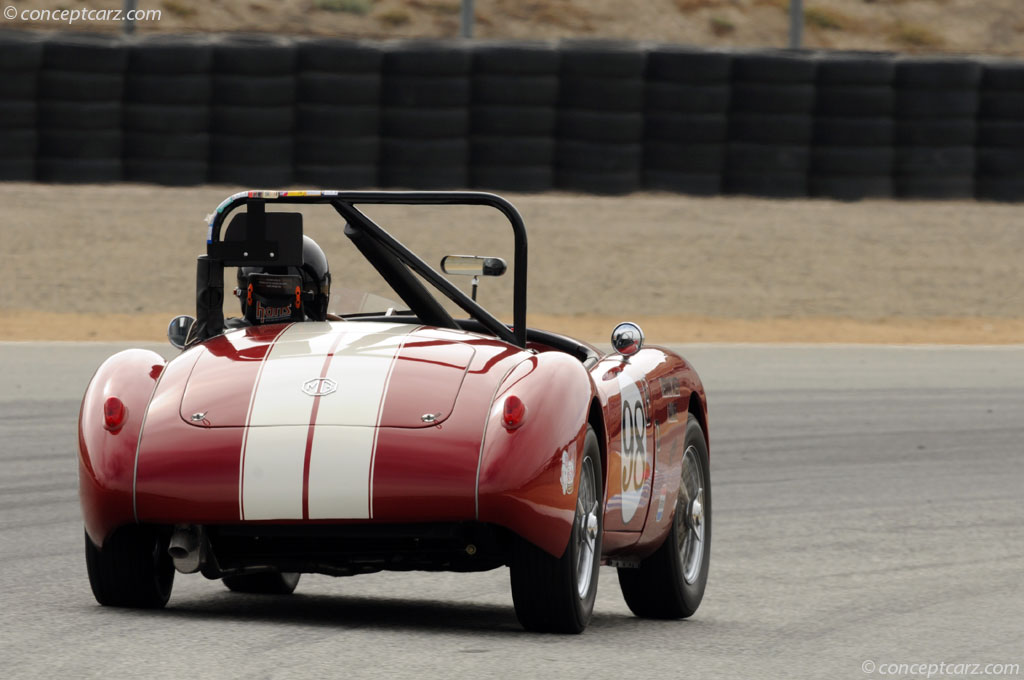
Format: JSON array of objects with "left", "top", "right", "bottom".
[
  {"left": 85, "top": 526, "right": 174, "bottom": 608},
  {"left": 510, "top": 426, "right": 603, "bottom": 633},
  {"left": 222, "top": 572, "right": 301, "bottom": 595},
  {"left": 618, "top": 413, "right": 710, "bottom": 618}
]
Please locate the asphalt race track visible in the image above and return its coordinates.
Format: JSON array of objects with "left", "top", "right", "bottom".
[{"left": 1, "top": 341, "right": 1021, "bottom": 679}]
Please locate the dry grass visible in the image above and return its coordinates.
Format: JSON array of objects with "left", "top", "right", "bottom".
[
  {"left": 888, "top": 20, "right": 946, "bottom": 48},
  {"left": 710, "top": 15, "right": 736, "bottom": 36},
  {"left": 805, "top": 5, "right": 856, "bottom": 31},
  {"left": 376, "top": 7, "right": 411, "bottom": 25},
  {"left": 160, "top": 0, "right": 196, "bottom": 18}
]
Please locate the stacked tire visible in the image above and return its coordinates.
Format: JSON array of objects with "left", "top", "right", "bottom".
[
  {"left": 124, "top": 36, "right": 213, "bottom": 185},
  {"left": 811, "top": 53, "right": 895, "bottom": 200},
  {"left": 211, "top": 36, "right": 296, "bottom": 187},
  {"left": 726, "top": 51, "right": 816, "bottom": 197},
  {"left": 380, "top": 42, "right": 471, "bottom": 189},
  {"left": 470, "top": 42, "right": 559, "bottom": 192},
  {"left": 975, "top": 60, "right": 1024, "bottom": 202},
  {"left": 37, "top": 35, "right": 126, "bottom": 183},
  {"left": 295, "top": 39, "right": 382, "bottom": 189},
  {"left": 556, "top": 41, "right": 646, "bottom": 194},
  {"left": 893, "top": 58, "right": 980, "bottom": 199},
  {"left": 0, "top": 32, "right": 43, "bottom": 181},
  {"left": 643, "top": 46, "right": 731, "bottom": 195}
]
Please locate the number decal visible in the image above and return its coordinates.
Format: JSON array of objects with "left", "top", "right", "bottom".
[{"left": 617, "top": 374, "right": 649, "bottom": 523}]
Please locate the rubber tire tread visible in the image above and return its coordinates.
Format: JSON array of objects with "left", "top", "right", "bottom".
[
  {"left": 471, "top": 136, "right": 554, "bottom": 166},
  {"left": 38, "top": 71, "right": 123, "bottom": 101},
  {"left": 471, "top": 106, "right": 556, "bottom": 135},
  {"left": 809, "top": 175, "right": 894, "bottom": 200},
  {"left": 37, "top": 158, "right": 122, "bottom": 182},
  {"left": 127, "top": 37, "right": 214, "bottom": 74},
  {"left": 510, "top": 427, "right": 602, "bottom": 633},
  {"left": 38, "top": 129, "right": 121, "bottom": 158},
  {"left": 617, "top": 415, "right": 710, "bottom": 619},
  {"left": 296, "top": 105, "right": 379, "bottom": 135},
  {"left": 39, "top": 101, "right": 121, "bottom": 130},
  {"left": 84, "top": 527, "right": 173, "bottom": 608},
  {"left": 126, "top": 74, "right": 211, "bottom": 105},
  {"left": 382, "top": 76, "right": 470, "bottom": 107},
  {"left": 298, "top": 39, "right": 383, "bottom": 73},
  {"left": 559, "top": 42, "right": 646, "bottom": 77},
  {"left": 644, "top": 142, "right": 725, "bottom": 173},
  {"left": 816, "top": 54, "right": 894, "bottom": 86},
  {"left": 0, "top": 72, "right": 38, "bottom": 99},
  {"left": 212, "top": 75, "right": 296, "bottom": 106},
  {"left": 894, "top": 119, "right": 976, "bottom": 146},
  {"left": 214, "top": 36, "right": 296, "bottom": 75},
  {"left": 815, "top": 86, "right": 894, "bottom": 117},
  {"left": 297, "top": 73, "right": 381, "bottom": 105},
  {"left": 383, "top": 43, "right": 472, "bottom": 75},
  {"left": 646, "top": 83, "right": 730, "bottom": 113},
  {"left": 294, "top": 136, "right": 379, "bottom": 165},
  {"left": 295, "top": 164, "right": 378, "bottom": 188},
  {"left": 559, "top": 76, "right": 644, "bottom": 111},
  {"left": 894, "top": 58, "right": 982, "bottom": 88},
  {"left": 646, "top": 113, "right": 728, "bottom": 143},
  {"left": 124, "top": 132, "right": 209, "bottom": 161},
  {"left": 729, "top": 113, "right": 813, "bottom": 144},
  {"left": 732, "top": 52, "right": 816, "bottom": 83},
  {"left": 124, "top": 159, "right": 208, "bottom": 185},
  {"left": 0, "top": 102, "right": 38, "bottom": 129},
  {"left": 472, "top": 75, "right": 559, "bottom": 106},
  {"left": 211, "top": 106, "right": 294, "bottom": 135},
  {"left": 646, "top": 47, "right": 731, "bottom": 83},
  {"left": 0, "top": 129, "right": 36, "bottom": 158},
  {"left": 556, "top": 169, "right": 641, "bottom": 194},
  {"left": 557, "top": 140, "right": 643, "bottom": 173},
  {"left": 813, "top": 117, "right": 893, "bottom": 146},
  {"left": 211, "top": 134, "right": 292, "bottom": 163},
  {"left": 209, "top": 163, "right": 293, "bottom": 186},
  {"left": 643, "top": 170, "right": 722, "bottom": 195},
  {"left": 124, "top": 104, "right": 210, "bottom": 133},
  {"left": 472, "top": 43, "right": 559, "bottom": 75},
  {"left": 43, "top": 37, "right": 127, "bottom": 73},
  {"left": 470, "top": 165, "right": 554, "bottom": 192},
  {"left": 557, "top": 110, "right": 644, "bottom": 143},
  {"left": 730, "top": 83, "right": 816, "bottom": 114},
  {"left": 895, "top": 88, "right": 979, "bottom": 118},
  {"left": 0, "top": 32, "right": 45, "bottom": 71},
  {"left": 382, "top": 108, "right": 469, "bottom": 138}
]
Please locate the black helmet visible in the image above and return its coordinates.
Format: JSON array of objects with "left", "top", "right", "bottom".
[{"left": 236, "top": 236, "right": 331, "bottom": 324}]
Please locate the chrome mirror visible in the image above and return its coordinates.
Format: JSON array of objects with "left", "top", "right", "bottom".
[
  {"left": 440, "top": 255, "right": 507, "bottom": 301},
  {"left": 167, "top": 315, "right": 196, "bottom": 350},
  {"left": 611, "top": 322, "right": 644, "bottom": 357}
]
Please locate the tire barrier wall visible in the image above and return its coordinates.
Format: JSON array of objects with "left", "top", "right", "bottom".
[{"left": 3, "top": 31, "right": 1024, "bottom": 201}]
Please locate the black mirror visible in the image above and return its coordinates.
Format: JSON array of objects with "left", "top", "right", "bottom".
[
  {"left": 440, "top": 255, "right": 507, "bottom": 277},
  {"left": 168, "top": 315, "right": 196, "bottom": 350},
  {"left": 611, "top": 322, "right": 644, "bottom": 357}
]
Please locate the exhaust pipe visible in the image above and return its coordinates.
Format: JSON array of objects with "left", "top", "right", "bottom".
[{"left": 168, "top": 525, "right": 203, "bottom": 574}]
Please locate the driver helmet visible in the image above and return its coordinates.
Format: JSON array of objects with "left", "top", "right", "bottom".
[{"left": 236, "top": 235, "right": 331, "bottom": 324}]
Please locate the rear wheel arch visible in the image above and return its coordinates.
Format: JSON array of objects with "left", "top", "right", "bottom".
[
  {"left": 687, "top": 390, "right": 709, "bottom": 450},
  {"left": 587, "top": 397, "right": 608, "bottom": 495}
]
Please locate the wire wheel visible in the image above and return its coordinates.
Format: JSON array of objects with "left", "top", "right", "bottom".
[{"left": 678, "top": 444, "right": 707, "bottom": 585}]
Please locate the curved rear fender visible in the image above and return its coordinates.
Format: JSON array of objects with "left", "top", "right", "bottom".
[
  {"left": 79, "top": 349, "right": 165, "bottom": 546},
  {"left": 476, "top": 352, "right": 594, "bottom": 558}
]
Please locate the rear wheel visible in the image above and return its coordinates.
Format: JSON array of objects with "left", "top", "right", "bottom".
[
  {"left": 222, "top": 572, "right": 301, "bottom": 595},
  {"left": 618, "top": 413, "right": 710, "bottom": 618},
  {"left": 510, "top": 426, "right": 602, "bottom": 633},
  {"left": 84, "top": 526, "right": 174, "bottom": 608}
]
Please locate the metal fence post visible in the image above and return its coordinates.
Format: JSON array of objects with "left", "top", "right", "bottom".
[
  {"left": 789, "top": 0, "right": 803, "bottom": 49},
  {"left": 123, "top": 0, "right": 138, "bottom": 34},
  {"left": 460, "top": 0, "right": 474, "bottom": 38}
]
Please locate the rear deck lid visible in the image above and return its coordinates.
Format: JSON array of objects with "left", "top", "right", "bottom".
[{"left": 179, "top": 321, "right": 475, "bottom": 429}]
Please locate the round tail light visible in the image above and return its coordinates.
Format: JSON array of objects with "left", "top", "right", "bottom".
[{"left": 103, "top": 397, "right": 127, "bottom": 431}]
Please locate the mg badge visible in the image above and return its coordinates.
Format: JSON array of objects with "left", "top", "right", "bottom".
[{"left": 302, "top": 377, "right": 338, "bottom": 397}]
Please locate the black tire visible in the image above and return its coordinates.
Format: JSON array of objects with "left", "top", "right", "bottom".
[
  {"left": 212, "top": 75, "right": 296, "bottom": 107},
  {"left": 646, "top": 113, "right": 728, "bottom": 143},
  {"left": 646, "top": 46, "right": 731, "bottom": 84},
  {"left": 809, "top": 175, "right": 894, "bottom": 200},
  {"left": 0, "top": 129, "right": 36, "bottom": 158},
  {"left": 85, "top": 527, "right": 174, "bottom": 608},
  {"left": 379, "top": 165, "right": 467, "bottom": 189},
  {"left": 295, "top": 164, "right": 379, "bottom": 188},
  {"left": 644, "top": 142, "right": 726, "bottom": 173},
  {"left": 643, "top": 170, "right": 721, "bottom": 195},
  {"left": 472, "top": 43, "right": 559, "bottom": 75},
  {"left": 813, "top": 117, "right": 893, "bottom": 146},
  {"left": 38, "top": 101, "right": 122, "bottom": 130},
  {"left": 727, "top": 143, "right": 811, "bottom": 172},
  {"left": 816, "top": 54, "right": 894, "bottom": 86},
  {"left": 297, "top": 73, "right": 381, "bottom": 105},
  {"left": 124, "top": 132, "right": 209, "bottom": 161},
  {"left": 0, "top": 32, "right": 45, "bottom": 71},
  {"left": 214, "top": 36, "right": 296, "bottom": 75},
  {"left": 471, "top": 106, "right": 556, "bottom": 135},
  {"left": 895, "top": 175, "right": 974, "bottom": 199},
  {"left": 617, "top": 414, "right": 710, "bottom": 619},
  {"left": 559, "top": 76, "right": 644, "bottom": 111},
  {"left": 557, "top": 140, "right": 643, "bottom": 173},
  {"left": 976, "top": 148, "right": 1024, "bottom": 175},
  {"left": 37, "top": 158, "right": 122, "bottom": 183},
  {"left": 894, "top": 58, "right": 981, "bottom": 88},
  {"left": 557, "top": 110, "right": 644, "bottom": 143},
  {"left": 38, "top": 71, "right": 124, "bottom": 101},
  {"left": 470, "top": 165, "right": 553, "bottom": 192},
  {"left": 725, "top": 171, "right": 808, "bottom": 198},
  {"left": 298, "top": 39, "right": 383, "bottom": 73},
  {"left": 893, "top": 147, "right": 975, "bottom": 175},
  {"left": 0, "top": 72, "right": 38, "bottom": 99},
  {"left": 975, "top": 177, "right": 1024, "bottom": 202},
  {"left": 380, "top": 138, "right": 467, "bottom": 166},
  {"left": 294, "top": 135, "right": 379, "bottom": 165},
  {"left": 128, "top": 37, "right": 214, "bottom": 74},
  {"left": 894, "top": 88, "right": 979, "bottom": 118},
  {"left": 44, "top": 36, "right": 127, "bottom": 73},
  {"left": 894, "top": 118, "right": 976, "bottom": 146},
  {"left": 296, "top": 105, "right": 379, "bottom": 135},
  {"left": 211, "top": 106, "right": 294, "bottom": 135},
  {"left": 510, "top": 426, "right": 602, "bottom": 633},
  {"left": 209, "top": 163, "right": 293, "bottom": 187},
  {"left": 556, "top": 169, "right": 641, "bottom": 195},
  {"left": 38, "top": 130, "right": 121, "bottom": 158},
  {"left": 815, "top": 86, "right": 894, "bottom": 117},
  {"left": 124, "top": 159, "right": 208, "bottom": 186},
  {"left": 223, "top": 572, "right": 300, "bottom": 595},
  {"left": 384, "top": 42, "right": 472, "bottom": 76},
  {"left": 126, "top": 74, "right": 212, "bottom": 105},
  {"left": 645, "top": 83, "right": 730, "bottom": 114},
  {"left": 729, "top": 113, "right": 814, "bottom": 145},
  {"left": 123, "top": 104, "right": 210, "bottom": 133},
  {"left": 731, "top": 83, "right": 816, "bottom": 114},
  {"left": 977, "top": 120, "right": 1024, "bottom": 147},
  {"left": 979, "top": 91, "right": 1024, "bottom": 119},
  {"left": 0, "top": 159, "right": 35, "bottom": 181},
  {"left": 472, "top": 75, "right": 559, "bottom": 106},
  {"left": 811, "top": 146, "right": 893, "bottom": 175},
  {"left": 211, "top": 134, "right": 292, "bottom": 164},
  {"left": 471, "top": 136, "right": 554, "bottom": 166},
  {"left": 560, "top": 42, "right": 646, "bottom": 77},
  {"left": 382, "top": 108, "right": 469, "bottom": 138},
  {"left": 382, "top": 76, "right": 471, "bottom": 107},
  {"left": 732, "top": 52, "right": 816, "bottom": 83},
  {"left": 0, "top": 102, "right": 37, "bottom": 129}
]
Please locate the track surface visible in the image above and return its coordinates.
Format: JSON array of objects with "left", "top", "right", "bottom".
[{"left": 1, "top": 342, "right": 1022, "bottom": 679}]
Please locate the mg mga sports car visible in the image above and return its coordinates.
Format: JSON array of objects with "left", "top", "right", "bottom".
[{"left": 79, "top": 190, "right": 710, "bottom": 633}]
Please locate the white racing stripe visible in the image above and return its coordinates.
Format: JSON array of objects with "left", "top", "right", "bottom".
[{"left": 240, "top": 322, "right": 408, "bottom": 521}]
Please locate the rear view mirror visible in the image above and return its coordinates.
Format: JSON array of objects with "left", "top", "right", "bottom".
[
  {"left": 168, "top": 315, "right": 196, "bottom": 349},
  {"left": 441, "top": 255, "right": 507, "bottom": 277}
]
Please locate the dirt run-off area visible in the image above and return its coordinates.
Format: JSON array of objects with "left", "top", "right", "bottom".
[{"left": 1, "top": 183, "right": 1022, "bottom": 345}]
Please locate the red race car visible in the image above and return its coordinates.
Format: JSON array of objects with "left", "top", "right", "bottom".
[{"left": 79, "top": 190, "right": 710, "bottom": 633}]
